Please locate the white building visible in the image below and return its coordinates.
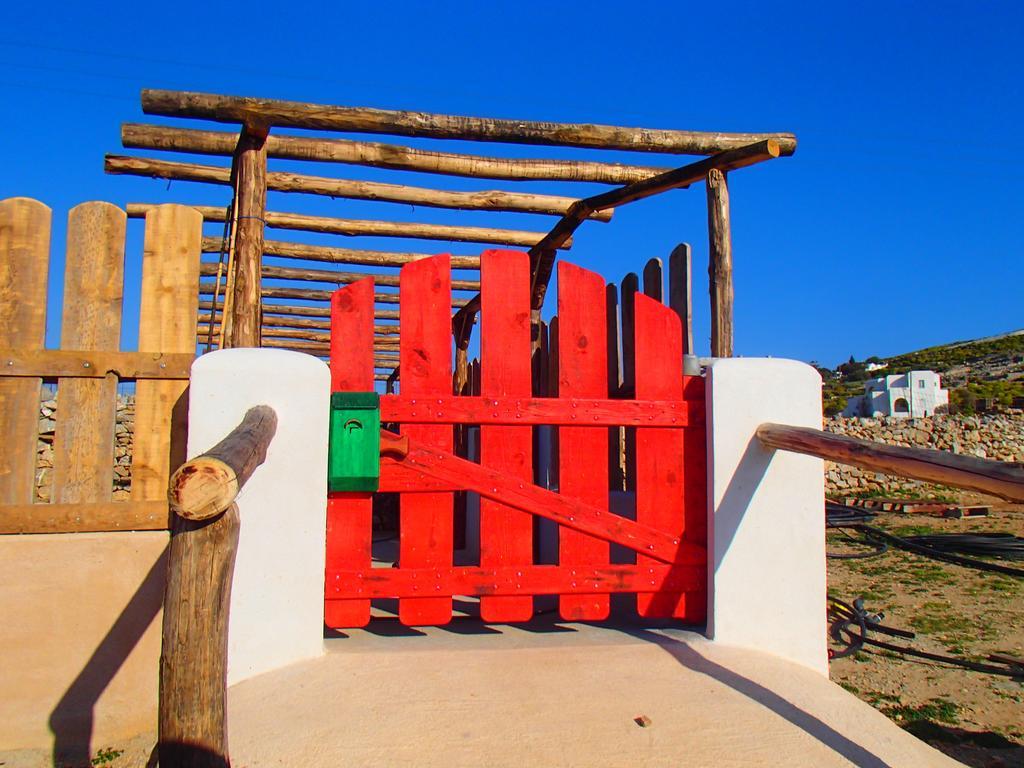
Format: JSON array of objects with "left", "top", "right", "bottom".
[{"left": 842, "top": 370, "right": 949, "bottom": 418}]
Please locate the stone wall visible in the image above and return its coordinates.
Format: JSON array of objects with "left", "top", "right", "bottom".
[
  {"left": 824, "top": 410, "right": 1024, "bottom": 498},
  {"left": 35, "top": 391, "right": 134, "bottom": 502}
]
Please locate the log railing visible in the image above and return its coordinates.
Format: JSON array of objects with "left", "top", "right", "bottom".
[
  {"left": 160, "top": 405, "right": 277, "bottom": 767},
  {"left": 757, "top": 423, "right": 1024, "bottom": 503}
]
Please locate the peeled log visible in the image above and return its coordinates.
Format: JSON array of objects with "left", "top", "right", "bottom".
[
  {"left": 140, "top": 89, "right": 798, "bottom": 156},
  {"left": 122, "top": 123, "right": 673, "bottom": 183},
  {"left": 168, "top": 405, "right": 278, "bottom": 520}
]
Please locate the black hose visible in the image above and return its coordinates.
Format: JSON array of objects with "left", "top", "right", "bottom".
[
  {"left": 826, "top": 526, "right": 889, "bottom": 560},
  {"left": 904, "top": 532, "right": 1024, "bottom": 560},
  {"left": 851, "top": 524, "right": 1024, "bottom": 578},
  {"left": 828, "top": 598, "right": 1024, "bottom": 679}
]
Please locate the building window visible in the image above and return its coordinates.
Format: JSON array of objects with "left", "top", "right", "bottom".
[
  {"left": 893, "top": 398, "right": 910, "bottom": 413},
  {"left": 919, "top": 380, "right": 925, "bottom": 388}
]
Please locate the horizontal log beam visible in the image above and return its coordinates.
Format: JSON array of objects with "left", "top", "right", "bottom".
[
  {"left": 197, "top": 323, "right": 398, "bottom": 348},
  {"left": 0, "top": 501, "right": 169, "bottom": 534},
  {"left": 168, "top": 406, "right": 278, "bottom": 520},
  {"left": 198, "top": 312, "right": 399, "bottom": 334},
  {"left": 136, "top": 205, "right": 558, "bottom": 249},
  {"left": 325, "top": 564, "right": 703, "bottom": 599},
  {"left": 123, "top": 123, "right": 670, "bottom": 184},
  {"left": 107, "top": 155, "right": 613, "bottom": 220},
  {"left": 199, "top": 262, "right": 479, "bottom": 291},
  {"left": 0, "top": 349, "right": 194, "bottom": 380},
  {"left": 140, "top": 89, "right": 797, "bottom": 156},
  {"left": 200, "top": 281, "right": 467, "bottom": 308},
  {"left": 261, "top": 338, "right": 399, "bottom": 364},
  {"left": 135, "top": 204, "right": 561, "bottom": 249},
  {"left": 757, "top": 423, "right": 1024, "bottom": 503},
  {"left": 200, "top": 299, "right": 401, "bottom": 323},
  {"left": 380, "top": 395, "right": 703, "bottom": 427},
  {"left": 200, "top": 236, "right": 481, "bottom": 270}
]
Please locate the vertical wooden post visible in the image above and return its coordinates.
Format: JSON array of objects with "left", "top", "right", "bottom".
[
  {"left": 225, "top": 125, "right": 268, "bottom": 349},
  {"left": 706, "top": 169, "right": 733, "bottom": 358},
  {"left": 159, "top": 505, "right": 239, "bottom": 768},
  {"left": 668, "top": 243, "right": 694, "bottom": 355}
]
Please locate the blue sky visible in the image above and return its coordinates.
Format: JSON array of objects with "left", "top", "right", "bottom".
[{"left": 2, "top": 2, "right": 1020, "bottom": 367}]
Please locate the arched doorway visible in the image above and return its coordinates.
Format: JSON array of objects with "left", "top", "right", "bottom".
[{"left": 893, "top": 397, "right": 910, "bottom": 414}]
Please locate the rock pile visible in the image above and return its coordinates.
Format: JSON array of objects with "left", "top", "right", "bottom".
[
  {"left": 824, "top": 411, "right": 1024, "bottom": 497},
  {"left": 35, "top": 392, "right": 135, "bottom": 502}
]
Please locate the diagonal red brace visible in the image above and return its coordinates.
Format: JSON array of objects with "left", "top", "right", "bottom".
[{"left": 381, "top": 430, "right": 705, "bottom": 566}]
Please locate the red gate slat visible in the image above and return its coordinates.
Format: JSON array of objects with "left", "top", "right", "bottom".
[
  {"left": 557, "top": 261, "right": 610, "bottom": 620},
  {"left": 325, "top": 278, "right": 375, "bottom": 628},
  {"left": 479, "top": 250, "right": 534, "bottom": 621},
  {"left": 634, "top": 292, "right": 688, "bottom": 618},
  {"left": 399, "top": 255, "right": 454, "bottom": 625},
  {"left": 682, "top": 375, "right": 708, "bottom": 623}
]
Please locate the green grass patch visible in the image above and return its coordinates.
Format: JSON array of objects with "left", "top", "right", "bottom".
[
  {"left": 909, "top": 604, "right": 971, "bottom": 636},
  {"left": 881, "top": 697, "right": 960, "bottom": 725}
]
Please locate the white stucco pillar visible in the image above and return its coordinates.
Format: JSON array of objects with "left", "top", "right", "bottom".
[
  {"left": 705, "top": 358, "right": 827, "bottom": 676},
  {"left": 187, "top": 348, "right": 330, "bottom": 685}
]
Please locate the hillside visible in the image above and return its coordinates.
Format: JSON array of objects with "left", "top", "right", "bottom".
[{"left": 820, "top": 330, "right": 1024, "bottom": 415}]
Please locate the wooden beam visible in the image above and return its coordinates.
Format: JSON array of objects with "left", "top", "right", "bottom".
[
  {"left": 706, "top": 168, "right": 733, "bottom": 357},
  {"left": 198, "top": 312, "right": 399, "bottom": 335},
  {"left": 106, "top": 155, "right": 613, "bottom": 220},
  {"left": 527, "top": 140, "right": 780, "bottom": 308},
  {"left": 203, "top": 235, "right": 481, "bottom": 270},
  {"left": 225, "top": 127, "right": 267, "bottom": 348},
  {"left": 262, "top": 338, "right": 400, "bottom": 361},
  {"left": 130, "top": 203, "right": 564, "bottom": 249},
  {"left": 140, "top": 89, "right": 797, "bottom": 156},
  {"left": 199, "top": 262, "right": 479, "bottom": 291},
  {"left": 197, "top": 323, "right": 398, "bottom": 348},
  {"left": 168, "top": 406, "right": 277, "bottom": 520},
  {"left": 0, "top": 500, "right": 169, "bottom": 534},
  {"left": 201, "top": 282, "right": 469, "bottom": 308},
  {"left": 757, "top": 424, "right": 1024, "bottom": 503},
  {"left": 0, "top": 349, "right": 193, "bottom": 379},
  {"left": 202, "top": 299, "right": 402, "bottom": 324},
  {"left": 123, "top": 123, "right": 675, "bottom": 183}
]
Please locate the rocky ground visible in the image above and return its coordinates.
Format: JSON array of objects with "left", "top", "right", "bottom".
[{"left": 828, "top": 492, "right": 1024, "bottom": 768}]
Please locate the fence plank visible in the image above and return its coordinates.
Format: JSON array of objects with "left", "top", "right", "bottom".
[
  {"left": 132, "top": 205, "right": 202, "bottom": 501},
  {"left": 668, "top": 244, "right": 693, "bottom": 355},
  {"left": 605, "top": 283, "right": 624, "bottom": 491},
  {"left": 325, "top": 278, "right": 376, "bottom": 628},
  {"left": 642, "top": 257, "right": 663, "bottom": 302},
  {"left": 682, "top": 375, "right": 707, "bottom": 623},
  {"left": 52, "top": 203, "right": 126, "bottom": 503},
  {"left": 399, "top": 255, "right": 453, "bottom": 625},
  {"left": 557, "top": 262, "right": 609, "bottom": 620},
  {"left": 479, "top": 250, "right": 533, "bottom": 622},
  {"left": 0, "top": 198, "right": 51, "bottom": 504},
  {"left": 634, "top": 293, "right": 688, "bottom": 618}
]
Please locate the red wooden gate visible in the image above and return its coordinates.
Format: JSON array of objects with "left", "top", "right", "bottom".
[{"left": 324, "top": 251, "right": 706, "bottom": 627}]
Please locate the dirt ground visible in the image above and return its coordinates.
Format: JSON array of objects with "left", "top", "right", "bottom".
[{"left": 827, "top": 493, "right": 1024, "bottom": 768}]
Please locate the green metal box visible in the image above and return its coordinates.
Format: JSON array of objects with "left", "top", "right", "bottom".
[{"left": 328, "top": 391, "right": 380, "bottom": 492}]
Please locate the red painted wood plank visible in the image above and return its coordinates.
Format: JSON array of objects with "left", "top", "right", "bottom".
[
  {"left": 379, "top": 395, "right": 701, "bottom": 426},
  {"left": 557, "top": 261, "right": 610, "bottom": 620},
  {"left": 399, "top": 255, "right": 454, "bottom": 625},
  {"left": 634, "top": 292, "right": 688, "bottom": 618},
  {"left": 479, "top": 249, "right": 534, "bottom": 621},
  {"left": 682, "top": 375, "right": 708, "bottom": 623},
  {"left": 326, "top": 564, "right": 705, "bottom": 599},
  {"left": 325, "top": 278, "right": 375, "bottom": 628},
  {"left": 382, "top": 430, "right": 705, "bottom": 566}
]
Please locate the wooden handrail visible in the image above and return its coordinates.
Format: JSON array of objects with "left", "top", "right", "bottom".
[
  {"left": 756, "top": 423, "right": 1024, "bottom": 503},
  {"left": 168, "top": 405, "right": 278, "bottom": 520},
  {"left": 160, "top": 404, "right": 278, "bottom": 767}
]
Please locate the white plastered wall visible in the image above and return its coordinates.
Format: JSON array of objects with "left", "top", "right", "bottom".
[
  {"left": 706, "top": 358, "right": 827, "bottom": 676},
  {"left": 187, "top": 348, "right": 330, "bottom": 685}
]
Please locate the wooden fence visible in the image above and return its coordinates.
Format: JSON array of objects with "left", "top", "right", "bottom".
[{"left": 0, "top": 198, "right": 202, "bottom": 534}]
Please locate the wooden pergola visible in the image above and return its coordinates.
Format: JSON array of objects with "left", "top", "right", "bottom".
[{"left": 105, "top": 89, "right": 796, "bottom": 384}]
